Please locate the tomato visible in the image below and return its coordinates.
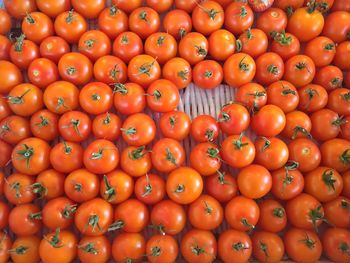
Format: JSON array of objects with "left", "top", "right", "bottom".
[
  {"left": 75, "top": 198, "right": 113, "bottom": 236},
  {"left": 111, "top": 233, "right": 145, "bottom": 263},
  {"left": 39, "top": 36, "right": 70, "bottom": 63},
  {"left": 100, "top": 170, "right": 134, "bottom": 204},
  {"left": 322, "top": 227, "right": 350, "bottom": 263},
  {"left": 235, "top": 82, "right": 267, "bottom": 110},
  {"left": 22, "top": 12, "right": 54, "bottom": 44},
  {"left": 310, "top": 109, "right": 343, "bottom": 141},
  {"left": 284, "top": 228, "right": 322, "bottom": 263},
  {"left": 163, "top": 9, "right": 192, "bottom": 40},
  {"left": 113, "top": 83, "right": 145, "bottom": 115},
  {"left": 343, "top": 171, "right": 350, "bottom": 198},
  {"left": 224, "top": 2, "right": 254, "bottom": 35},
  {"left": 205, "top": 171, "right": 238, "bottom": 203},
  {"left": 34, "top": 169, "right": 65, "bottom": 200},
  {"left": 258, "top": 199, "right": 287, "bottom": 233},
  {"left": 144, "top": 32, "right": 177, "bottom": 65},
  {"left": 316, "top": 65, "right": 344, "bottom": 92},
  {"left": 192, "top": 1, "right": 224, "bottom": 36},
  {"left": 341, "top": 116, "right": 350, "bottom": 141},
  {"left": 152, "top": 138, "right": 185, "bottom": 173},
  {"left": 225, "top": 196, "right": 260, "bottom": 232},
  {"left": 193, "top": 60, "right": 223, "bottom": 90},
  {"left": 252, "top": 231, "right": 285, "bottom": 263},
  {"left": 175, "top": 0, "right": 196, "bottom": 13},
  {"left": 324, "top": 196, "right": 350, "bottom": 228},
  {"left": 36, "top": 0, "right": 71, "bottom": 18},
  {"left": 3, "top": 173, "right": 35, "bottom": 205},
  {"left": 9, "top": 203, "right": 42, "bottom": 236},
  {"left": 298, "top": 84, "right": 328, "bottom": 113},
  {"left": 0, "top": 10, "right": 11, "bottom": 35},
  {"left": 27, "top": 58, "right": 59, "bottom": 88},
  {"left": 0, "top": 231, "right": 12, "bottom": 263},
  {"left": 92, "top": 112, "right": 121, "bottom": 141},
  {"left": 120, "top": 146, "right": 151, "bottom": 177},
  {"left": 0, "top": 115, "right": 31, "bottom": 145},
  {"left": 146, "top": 235, "right": 178, "bottom": 263},
  {"left": 0, "top": 202, "right": 9, "bottom": 230},
  {"left": 50, "top": 141, "right": 83, "bottom": 173},
  {"left": 188, "top": 195, "right": 223, "bottom": 230},
  {"left": 78, "top": 235, "right": 111, "bottom": 263},
  {"left": 159, "top": 111, "right": 191, "bottom": 141},
  {"left": 64, "top": 169, "right": 100, "bottom": 203},
  {"left": 217, "top": 103, "right": 249, "bottom": 135},
  {"left": 190, "top": 142, "right": 221, "bottom": 176},
  {"left": 146, "top": 79, "right": 180, "bottom": 112},
  {"left": 83, "top": 140, "right": 119, "bottom": 175},
  {"left": 238, "top": 28, "right": 268, "bottom": 58},
  {"left": 10, "top": 235, "right": 40, "bottom": 263},
  {"left": 321, "top": 139, "right": 350, "bottom": 173},
  {"left": 282, "top": 110, "right": 312, "bottom": 139},
  {"left": 58, "top": 52, "right": 93, "bottom": 86},
  {"left": 39, "top": 229, "right": 77, "bottom": 263},
  {"left": 304, "top": 37, "right": 336, "bottom": 67},
  {"left": 270, "top": 32, "right": 301, "bottom": 61},
  {"left": 179, "top": 32, "right": 209, "bottom": 65},
  {"left": 0, "top": 35, "right": 11, "bottom": 60},
  {"left": 42, "top": 197, "right": 76, "bottom": 230},
  {"left": 224, "top": 53, "right": 256, "bottom": 87},
  {"left": 251, "top": 105, "right": 286, "bottom": 137},
  {"left": 218, "top": 229, "right": 252, "bottom": 263},
  {"left": 134, "top": 174, "right": 165, "bottom": 205},
  {"left": 0, "top": 172, "right": 4, "bottom": 195},
  {"left": 208, "top": 29, "right": 235, "bottom": 61},
  {"left": 322, "top": 11, "right": 350, "bottom": 43},
  {"left": 109, "top": 199, "right": 148, "bottom": 233},
  {"left": 166, "top": 167, "right": 203, "bottom": 205},
  {"left": 112, "top": 0, "right": 143, "bottom": 13},
  {"left": 0, "top": 140, "right": 11, "bottom": 168},
  {"left": 129, "top": 7, "right": 160, "bottom": 40},
  {"left": 0, "top": 96, "right": 11, "bottom": 122},
  {"left": 266, "top": 81, "right": 299, "bottom": 113},
  {"left": 151, "top": 199, "right": 186, "bottom": 235},
  {"left": 121, "top": 113, "right": 156, "bottom": 146},
  {"left": 94, "top": 56, "right": 127, "bottom": 85},
  {"left": 328, "top": 88, "right": 350, "bottom": 116},
  {"left": 127, "top": 54, "right": 161, "bottom": 88},
  {"left": 256, "top": 8, "right": 287, "bottom": 37},
  {"left": 255, "top": 52, "right": 284, "bottom": 85},
  {"left": 113, "top": 31, "right": 143, "bottom": 63},
  {"left": 10, "top": 35, "right": 40, "bottom": 70},
  {"left": 333, "top": 41, "right": 350, "bottom": 70},
  {"left": 54, "top": 10, "right": 87, "bottom": 44},
  {"left": 283, "top": 55, "right": 316, "bottom": 88},
  {"left": 332, "top": 0, "right": 350, "bottom": 11},
  {"left": 146, "top": 0, "right": 173, "bottom": 13},
  {"left": 71, "top": 0, "right": 105, "bottom": 19},
  {"left": 98, "top": 6, "right": 128, "bottom": 39},
  {"left": 3, "top": 0, "right": 37, "bottom": 19},
  {"left": 58, "top": 111, "right": 91, "bottom": 142},
  {"left": 79, "top": 82, "right": 113, "bottom": 115},
  {"left": 78, "top": 30, "right": 111, "bottom": 63},
  {"left": 163, "top": 58, "right": 192, "bottom": 90},
  {"left": 191, "top": 115, "right": 219, "bottom": 142}
]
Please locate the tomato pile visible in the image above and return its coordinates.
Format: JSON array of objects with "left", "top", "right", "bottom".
[{"left": 0, "top": 0, "right": 350, "bottom": 262}]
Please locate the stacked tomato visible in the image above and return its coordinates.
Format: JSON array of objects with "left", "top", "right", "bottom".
[{"left": 0, "top": 0, "right": 350, "bottom": 262}]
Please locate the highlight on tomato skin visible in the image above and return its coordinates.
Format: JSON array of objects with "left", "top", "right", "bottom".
[{"left": 0, "top": 0, "right": 349, "bottom": 262}]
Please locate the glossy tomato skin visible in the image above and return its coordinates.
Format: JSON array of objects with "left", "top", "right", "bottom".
[
  {"left": 315, "top": 65, "right": 343, "bottom": 91},
  {"left": 310, "top": 109, "right": 343, "bottom": 141},
  {"left": 120, "top": 145, "right": 152, "bottom": 177},
  {"left": 113, "top": 83, "right": 146, "bottom": 115},
  {"left": 9, "top": 203, "right": 42, "bottom": 236},
  {"left": 323, "top": 196, "right": 350, "bottom": 228},
  {"left": 205, "top": 171, "right": 238, "bottom": 203},
  {"left": 129, "top": 7, "right": 160, "bottom": 40},
  {"left": 98, "top": 6, "right": 128, "bottom": 39},
  {"left": 134, "top": 174, "right": 165, "bottom": 205},
  {"left": 146, "top": 79, "right": 180, "bottom": 112},
  {"left": 192, "top": 60, "right": 223, "bottom": 90},
  {"left": 0, "top": 10, "right": 11, "bottom": 35},
  {"left": 332, "top": 0, "right": 350, "bottom": 11},
  {"left": 322, "top": 11, "right": 350, "bottom": 43},
  {"left": 255, "top": 52, "right": 284, "bottom": 86},
  {"left": 333, "top": 41, "right": 350, "bottom": 70},
  {"left": 271, "top": 32, "right": 301, "bottom": 61},
  {"left": 0, "top": 35, "right": 11, "bottom": 61},
  {"left": 9, "top": 37, "right": 40, "bottom": 70},
  {"left": 283, "top": 55, "right": 316, "bottom": 88},
  {"left": 252, "top": 231, "right": 285, "bottom": 263},
  {"left": 223, "top": 53, "right": 256, "bottom": 87},
  {"left": 342, "top": 171, "right": 350, "bottom": 198},
  {"left": 36, "top": 0, "right": 71, "bottom": 18},
  {"left": 0, "top": 96, "right": 11, "bottom": 122},
  {"left": 71, "top": 0, "right": 105, "bottom": 19},
  {"left": 208, "top": 29, "right": 236, "bottom": 61},
  {"left": 10, "top": 235, "right": 40, "bottom": 263},
  {"left": 179, "top": 32, "right": 208, "bottom": 65},
  {"left": 79, "top": 82, "right": 113, "bottom": 115},
  {"left": 50, "top": 141, "right": 83, "bottom": 173},
  {"left": 163, "top": 57, "right": 192, "bottom": 89},
  {"left": 78, "top": 235, "right": 111, "bottom": 263},
  {"left": 327, "top": 88, "right": 350, "bottom": 116},
  {"left": 322, "top": 227, "right": 350, "bottom": 263},
  {"left": 320, "top": 139, "right": 350, "bottom": 173},
  {"left": 266, "top": 81, "right": 299, "bottom": 113},
  {"left": 239, "top": 28, "right": 269, "bottom": 59},
  {"left": 92, "top": 112, "right": 122, "bottom": 141},
  {"left": 175, "top": 0, "right": 196, "bottom": 13},
  {"left": 30, "top": 109, "right": 59, "bottom": 141},
  {"left": 191, "top": 115, "right": 219, "bottom": 143},
  {"left": 112, "top": 0, "right": 143, "bottom": 13},
  {"left": 224, "top": 2, "right": 254, "bottom": 35},
  {"left": 94, "top": 55, "right": 127, "bottom": 85},
  {"left": 304, "top": 36, "right": 336, "bottom": 67},
  {"left": 298, "top": 84, "right": 328, "bottom": 113},
  {"left": 159, "top": 111, "right": 191, "bottom": 141},
  {"left": 113, "top": 31, "right": 143, "bottom": 63},
  {"left": 256, "top": 7, "right": 287, "bottom": 37},
  {"left": 0, "top": 115, "right": 31, "bottom": 145},
  {"left": 4, "top": 173, "right": 35, "bottom": 205},
  {"left": 144, "top": 32, "right": 177, "bottom": 64},
  {"left": 0, "top": 231, "right": 12, "bottom": 263},
  {"left": 146, "top": 234, "right": 179, "bottom": 263},
  {"left": 235, "top": 82, "right": 267, "bottom": 110},
  {"left": 0, "top": 201, "right": 9, "bottom": 230},
  {"left": 21, "top": 12, "right": 54, "bottom": 44},
  {"left": 190, "top": 142, "right": 221, "bottom": 176},
  {"left": 111, "top": 233, "right": 145, "bottom": 263},
  {"left": 163, "top": 9, "right": 192, "bottom": 40},
  {"left": 35, "top": 169, "right": 65, "bottom": 200},
  {"left": 251, "top": 105, "right": 286, "bottom": 137},
  {"left": 218, "top": 103, "right": 250, "bottom": 135},
  {"left": 78, "top": 30, "right": 112, "bottom": 63},
  {"left": 0, "top": 140, "right": 12, "bottom": 168},
  {"left": 3, "top": 0, "right": 37, "bottom": 19},
  {"left": 28, "top": 58, "right": 59, "bottom": 88},
  {"left": 42, "top": 197, "right": 76, "bottom": 230},
  {"left": 54, "top": 10, "right": 87, "bottom": 44},
  {"left": 58, "top": 111, "right": 91, "bottom": 142},
  {"left": 258, "top": 199, "right": 287, "bottom": 233},
  {"left": 39, "top": 36, "right": 70, "bottom": 63}
]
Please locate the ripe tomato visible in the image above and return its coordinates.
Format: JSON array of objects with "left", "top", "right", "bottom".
[
  {"left": 120, "top": 146, "right": 152, "bottom": 177},
  {"left": 282, "top": 110, "right": 312, "bottom": 139},
  {"left": 0, "top": 202, "right": 9, "bottom": 230},
  {"left": 343, "top": 171, "right": 350, "bottom": 198},
  {"left": 113, "top": 83, "right": 146, "bottom": 115},
  {"left": 193, "top": 60, "right": 223, "bottom": 89},
  {"left": 50, "top": 141, "right": 83, "bottom": 173},
  {"left": 100, "top": 170, "right": 134, "bottom": 204},
  {"left": 39, "top": 229, "right": 77, "bottom": 263},
  {"left": 235, "top": 82, "right": 267, "bottom": 110},
  {"left": 191, "top": 115, "right": 219, "bottom": 142},
  {"left": 190, "top": 142, "right": 221, "bottom": 176},
  {"left": 258, "top": 199, "right": 287, "bottom": 233},
  {"left": 9, "top": 235, "right": 40, "bottom": 263},
  {"left": 146, "top": 79, "right": 180, "bottom": 112},
  {"left": 224, "top": 2, "right": 254, "bottom": 35},
  {"left": 152, "top": 138, "right": 185, "bottom": 173},
  {"left": 98, "top": 6, "right": 128, "bottom": 39},
  {"left": 78, "top": 235, "right": 111, "bottom": 263},
  {"left": 159, "top": 111, "right": 191, "bottom": 141},
  {"left": 54, "top": 10, "right": 87, "bottom": 44},
  {"left": 0, "top": 35, "right": 11, "bottom": 61},
  {"left": 255, "top": 52, "right": 284, "bottom": 85},
  {"left": 251, "top": 105, "right": 286, "bottom": 137},
  {"left": 144, "top": 32, "right": 177, "bottom": 64},
  {"left": 163, "top": 57, "right": 192, "bottom": 89},
  {"left": 112, "top": 0, "right": 142, "bottom": 13},
  {"left": 0, "top": 96, "right": 11, "bottom": 122},
  {"left": 92, "top": 112, "right": 121, "bottom": 141},
  {"left": 3, "top": 0, "right": 37, "bottom": 19},
  {"left": 205, "top": 171, "right": 238, "bottom": 203},
  {"left": 58, "top": 111, "right": 91, "bottom": 142},
  {"left": 270, "top": 32, "right": 301, "bottom": 61},
  {"left": 252, "top": 231, "right": 285, "bottom": 263},
  {"left": 134, "top": 174, "right": 165, "bottom": 205},
  {"left": 94, "top": 56, "right": 127, "bottom": 85},
  {"left": 0, "top": 9, "right": 11, "bottom": 35},
  {"left": 39, "top": 36, "right": 70, "bottom": 63},
  {"left": 218, "top": 103, "right": 250, "bottom": 135},
  {"left": 256, "top": 8, "right": 287, "bottom": 37},
  {"left": 225, "top": 196, "right": 260, "bottom": 232},
  {"left": 332, "top": 0, "right": 350, "bottom": 11},
  {"left": 78, "top": 30, "right": 111, "bottom": 63},
  {"left": 310, "top": 109, "right": 343, "bottom": 141},
  {"left": 266, "top": 81, "right": 299, "bottom": 113},
  {"left": 146, "top": 0, "right": 173, "bottom": 13},
  {"left": 324, "top": 196, "right": 350, "bottom": 228},
  {"left": 71, "top": 0, "right": 105, "bottom": 19},
  {"left": 42, "top": 197, "right": 76, "bottom": 230},
  {"left": 79, "top": 82, "right": 113, "bottom": 115},
  {"left": 9, "top": 203, "right": 42, "bottom": 236},
  {"left": 327, "top": 88, "right": 350, "bottom": 116},
  {"left": 179, "top": 32, "right": 208, "bottom": 65},
  {"left": 34, "top": 169, "right": 65, "bottom": 200},
  {"left": 315, "top": 65, "right": 344, "bottom": 91},
  {"left": 9, "top": 35, "right": 40, "bottom": 70},
  {"left": 28, "top": 58, "right": 59, "bottom": 88},
  {"left": 322, "top": 227, "right": 350, "bottom": 263},
  {"left": 21, "top": 12, "right": 54, "bottom": 44},
  {"left": 0, "top": 115, "right": 31, "bottom": 145},
  {"left": 83, "top": 139, "right": 119, "bottom": 175},
  {"left": 112, "top": 233, "right": 145, "bottom": 263},
  {"left": 175, "top": 0, "right": 196, "bottom": 13},
  {"left": 163, "top": 9, "right": 192, "bottom": 40},
  {"left": 150, "top": 199, "right": 186, "bottom": 235},
  {"left": 341, "top": 116, "right": 350, "bottom": 141},
  {"left": 320, "top": 139, "right": 350, "bottom": 173},
  {"left": 224, "top": 53, "right": 256, "bottom": 87},
  {"left": 333, "top": 41, "right": 350, "bottom": 70},
  {"left": 36, "top": 0, "right": 71, "bottom": 18},
  {"left": 0, "top": 231, "right": 12, "bottom": 262},
  {"left": 238, "top": 28, "right": 268, "bottom": 58},
  {"left": 322, "top": 11, "right": 350, "bottom": 43},
  {"left": 64, "top": 169, "right": 100, "bottom": 203},
  {"left": 146, "top": 235, "right": 178, "bottom": 263},
  {"left": 0, "top": 140, "right": 11, "bottom": 168},
  {"left": 129, "top": 7, "right": 160, "bottom": 39},
  {"left": 283, "top": 55, "right": 316, "bottom": 88},
  {"left": 113, "top": 31, "right": 143, "bottom": 63},
  {"left": 3, "top": 173, "right": 35, "bottom": 205},
  {"left": 218, "top": 229, "right": 252, "bottom": 263},
  {"left": 75, "top": 198, "right": 113, "bottom": 236},
  {"left": 208, "top": 29, "right": 235, "bottom": 61},
  {"left": 304, "top": 36, "right": 336, "bottom": 67},
  {"left": 192, "top": 1, "right": 224, "bottom": 36},
  {"left": 298, "top": 84, "right": 328, "bottom": 113}
]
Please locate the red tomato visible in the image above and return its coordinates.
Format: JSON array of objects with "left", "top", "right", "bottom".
[
  {"left": 256, "top": 8, "right": 288, "bottom": 37},
  {"left": 174, "top": 0, "right": 196, "bottom": 13},
  {"left": 298, "top": 84, "right": 328, "bottom": 113},
  {"left": 0, "top": 140, "right": 12, "bottom": 168},
  {"left": 146, "top": 0, "right": 174, "bottom": 13},
  {"left": 205, "top": 171, "right": 238, "bottom": 203},
  {"left": 208, "top": 29, "right": 236, "bottom": 61},
  {"left": 0, "top": 35, "right": 11, "bottom": 61},
  {"left": 113, "top": 31, "right": 143, "bottom": 63},
  {"left": 78, "top": 30, "right": 112, "bottom": 62},
  {"left": 39, "top": 36, "right": 70, "bottom": 63},
  {"left": 334, "top": 41, "right": 350, "bottom": 70},
  {"left": 58, "top": 111, "right": 91, "bottom": 142},
  {"left": 146, "top": 79, "right": 180, "bottom": 112},
  {"left": 179, "top": 32, "right": 208, "bottom": 65},
  {"left": 193, "top": 60, "right": 223, "bottom": 90},
  {"left": 21, "top": 12, "right": 54, "bottom": 44},
  {"left": 224, "top": 2, "right": 254, "bottom": 35},
  {"left": 255, "top": 52, "right": 284, "bottom": 86},
  {"left": 9, "top": 203, "right": 42, "bottom": 236},
  {"left": 315, "top": 65, "right": 344, "bottom": 91},
  {"left": 92, "top": 112, "right": 122, "bottom": 141},
  {"left": 223, "top": 53, "right": 256, "bottom": 87},
  {"left": 270, "top": 32, "right": 301, "bottom": 61},
  {"left": 79, "top": 82, "right": 113, "bottom": 115},
  {"left": 146, "top": 235, "right": 178, "bottom": 263},
  {"left": 9, "top": 35, "right": 40, "bottom": 70},
  {"left": 266, "top": 80, "right": 299, "bottom": 113},
  {"left": 190, "top": 142, "right": 221, "bottom": 176},
  {"left": 112, "top": 0, "right": 143, "bottom": 14},
  {"left": 54, "top": 10, "right": 87, "bottom": 44},
  {"left": 323, "top": 196, "right": 350, "bottom": 228},
  {"left": 310, "top": 109, "right": 343, "bottom": 141},
  {"left": 98, "top": 6, "right": 128, "bottom": 39},
  {"left": 283, "top": 55, "right": 316, "bottom": 88},
  {"left": 36, "top": 0, "right": 71, "bottom": 18},
  {"left": 322, "top": 227, "right": 350, "bottom": 263},
  {"left": 327, "top": 88, "right": 350, "bottom": 116},
  {"left": 191, "top": 115, "right": 219, "bottom": 143},
  {"left": 120, "top": 146, "right": 152, "bottom": 177},
  {"left": 235, "top": 82, "right": 267, "bottom": 110},
  {"left": 251, "top": 105, "right": 286, "bottom": 137},
  {"left": 218, "top": 103, "right": 250, "bottom": 135},
  {"left": 0, "top": 9, "right": 11, "bottom": 35},
  {"left": 129, "top": 7, "right": 160, "bottom": 40},
  {"left": 163, "top": 57, "right": 192, "bottom": 89},
  {"left": 304, "top": 36, "right": 336, "bottom": 67},
  {"left": 27, "top": 58, "right": 59, "bottom": 88},
  {"left": 134, "top": 174, "right": 165, "bottom": 205},
  {"left": 0, "top": 201, "right": 9, "bottom": 230},
  {"left": 113, "top": 83, "right": 146, "bottom": 115},
  {"left": 94, "top": 55, "right": 127, "bottom": 85},
  {"left": 320, "top": 139, "right": 350, "bottom": 173},
  {"left": 322, "top": 11, "right": 350, "bottom": 43},
  {"left": 4, "top": 173, "right": 35, "bottom": 205},
  {"left": 159, "top": 111, "right": 191, "bottom": 141},
  {"left": 10, "top": 235, "right": 40, "bottom": 263},
  {"left": 34, "top": 169, "right": 65, "bottom": 200},
  {"left": 0, "top": 115, "right": 31, "bottom": 145},
  {"left": 258, "top": 199, "right": 287, "bottom": 233},
  {"left": 71, "top": 0, "right": 105, "bottom": 19},
  {"left": 50, "top": 141, "right": 83, "bottom": 173},
  {"left": 111, "top": 233, "right": 145, "bottom": 263},
  {"left": 78, "top": 235, "right": 111, "bottom": 263},
  {"left": 144, "top": 32, "right": 177, "bottom": 64},
  {"left": 238, "top": 28, "right": 268, "bottom": 58},
  {"left": 30, "top": 109, "right": 59, "bottom": 141},
  {"left": 282, "top": 110, "right": 312, "bottom": 139},
  {"left": 252, "top": 231, "right": 285, "bottom": 263},
  {"left": 163, "top": 9, "right": 192, "bottom": 40},
  {"left": 3, "top": 0, "right": 37, "bottom": 19}
]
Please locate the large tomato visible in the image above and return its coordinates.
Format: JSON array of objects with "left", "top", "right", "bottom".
[
  {"left": 258, "top": 199, "right": 287, "bottom": 233},
  {"left": 320, "top": 139, "right": 350, "bottom": 173},
  {"left": 251, "top": 231, "right": 285, "bottom": 263},
  {"left": 223, "top": 53, "right": 256, "bottom": 87},
  {"left": 267, "top": 81, "right": 299, "bottom": 113},
  {"left": 144, "top": 32, "right": 177, "bottom": 64},
  {"left": 322, "top": 227, "right": 350, "bottom": 263},
  {"left": 192, "top": 1, "right": 224, "bottom": 36},
  {"left": 163, "top": 9, "right": 192, "bottom": 40},
  {"left": 21, "top": 12, "right": 54, "bottom": 44},
  {"left": 3, "top": 0, "right": 37, "bottom": 19}
]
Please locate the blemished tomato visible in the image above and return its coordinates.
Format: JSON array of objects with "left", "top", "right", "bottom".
[
  {"left": 152, "top": 138, "right": 185, "bottom": 173},
  {"left": 92, "top": 112, "right": 121, "bottom": 141},
  {"left": 322, "top": 11, "right": 350, "bottom": 43},
  {"left": 235, "top": 82, "right": 267, "bottom": 110},
  {"left": 54, "top": 10, "right": 87, "bottom": 44},
  {"left": 179, "top": 32, "right": 209, "bottom": 65},
  {"left": 71, "top": 0, "right": 105, "bottom": 19},
  {"left": 9, "top": 203, "right": 42, "bottom": 236},
  {"left": 284, "top": 228, "right": 322, "bottom": 263},
  {"left": 42, "top": 195, "right": 75, "bottom": 229},
  {"left": 3, "top": 173, "right": 35, "bottom": 205},
  {"left": 9, "top": 35, "right": 40, "bottom": 70},
  {"left": 225, "top": 196, "right": 260, "bottom": 232},
  {"left": 30, "top": 109, "right": 58, "bottom": 141},
  {"left": 0, "top": 201, "right": 9, "bottom": 230},
  {"left": 304, "top": 36, "right": 336, "bottom": 67},
  {"left": 94, "top": 55, "right": 127, "bottom": 85},
  {"left": 50, "top": 141, "right": 83, "bottom": 173},
  {"left": 83, "top": 139, "right": 119, "bottom": 174},
  {"left": 75, "top": 198, "right": 113, "bottom": 236},
  {"left": 134, "top": 174, "right": 165, "bottom": 205},
  {"left": 0, "top": 140, "right": 12, "bottom": 168},
  {"left": 100, "top": 170, "right": 134, "bottom": 204},
  {"left": 333, "top": 41, "right": 350, "bottom": 70},
  {"left": 112, "top": 233, "right": 145, "bottom": 263},
  {"left": 78, "top": 30, "right": 112, "bottom": 63},
  {"left": 163, "top": 57, "right": 192, "bottom": 89},
  {"left": 218, "top": 229, "right": 252, "bottom": 263},
  {"left": 324, "top": 196, "right": 350, "bottom": 228},
  {"left": 0, "top": 231, "right": 12, "bottom": 262},
  {"left": 146, "top": 234, "right": 178, "bottom": 263},
  {"left": 258, "top": 199, "right": 287, "bottom": 233},
  {"left": 58, "top": 111, "right": 91, "bottom": 142},
  {"left": 320, "top": 139, "right": 350, "bottom": 173},
  {"left": 0, "top": 35, "right": 11, "bottom": 61},
  {"left": 223, "top": 53, "right": 256, "bottom": 87},
  {"left": 39, "top": 36, "right": 70, "bottom": 63},
  {"left": 3, "top": 0, "right": 37, "bottom": 19},
  {"left": 224, "top": 2, "right": 254, "bottom": 35},
  {"left": 181, "top": 229, "right": 217, "bottom": 263},
  {"left": 283, "top": 55, "right": 316, "bottom": 88},
  {"left": 266, "top": 81, "right": 299, "bottom": 113},
  {"left": 78, "top": 235, "right": 111, "bottom": 263},
  {"left": 310, "top": 109, "right": 343, "bottom": 141},
  {"left": 113, "top": 31, "right": 143, "bottom": 63},
  {"left": 113, "top": 83, "right": 146, "bottom": 115},
  {"left": 34, "top": 169, "right": 65, "bottom": 200},
  {"left": 191, "top": 115, "right": 219, "bottom": 142},
  {"left": 129, "top": 7, "right": 160, "bottom": 40},
  {"left": 174, "top": 0, "right": 196, "bottom": 13},
  {"left": 120, "top": 146, "right": 152, "bottom": 177},
  {"left": 9, "top": 235, "right": 40, "bottom": 263},
  {"left": 238, "top": 28, "right": 268, "bottom": 59},
  {"left": 163, "top": 9, "right": 192, "bottom": 40},
  {"left": 110, "top": 198, "right": 149, "bottom": 233},
  {"left": 112, "top": 0, "right": 142, "bottom": 13},
  {"left": 0, "top": 9, "right": 11, "bottom": 35},
  {"left": 252, "top": 231, "right": 285, "bottom": 263},
  {"left": 322, "top": 227, "right": 350, "bottom": 263},
  {"left": 205, "top": 171, "right": 238, "bottom": 203},
  {"left": 327, "top": 88, "right": 350, "bottom": 116},
  {"left": 98, "top": 6, "right": 128, "bottom": 40},
  {"left": 21, "top": 12, "right": 54, "bottom": 44},
  {"left": 282, "top": 110, "right": 312, "bottom": 139},
  {"left": 255, "top": 52, "right": 284, "bottom": 86},
  {"left": 0, "top": 115, "right": 31, "bottom": 145},
  {"left": 146, "top": 0, "right": 173, "bottom": 13},
  {"left": 36, "top": 0, "right": 71, "bottom": 18},
  {"left": 298, "top": 84, "right": 328, "bottom": 113},
  {"left": 315, "top": 65, "right": 344, "bottom": 91},
  {"left": 79, "top": 82, "right": 113, "bottom": 115},
  {"left": 192, "top": 0, "right": 224, "bottom": 36},
  {"left": 208, "top": 29, "right": 236, "bottom": 61},
  {"left": 159, "top": 111, "right": 191, "bottom": 141},
  {"left": 190, "top": 142, "right": 221, "bottom": 176},
  {"left": 270, "top": 32, "right": 301, "bottom": 61},
  {"left": 218, "top": 103, "right": 250, "bottom": 135},
  {"left": 144, "top": 32, "right": 177, "bottom": 64},
  {"left": 256, "top": 8, "right": 287, "bottom": 37},
  {"left": 27, "top": 58, "right": 59, "bottom": 88},
  {"left": 39, "top": 229, "right": 77, "bottom": 263}
]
